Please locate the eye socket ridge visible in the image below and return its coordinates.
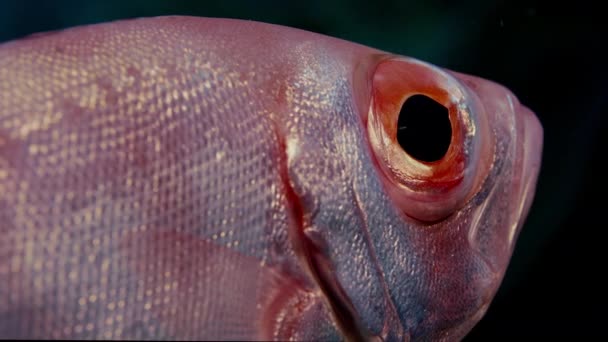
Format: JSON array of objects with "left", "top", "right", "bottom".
[{"left": 367, "top": 57, "right": 490, "bottom": 221}]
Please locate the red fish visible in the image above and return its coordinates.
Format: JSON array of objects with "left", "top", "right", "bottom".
[{"left": 0, "top": 16, "right": 542, "bottom": 340}]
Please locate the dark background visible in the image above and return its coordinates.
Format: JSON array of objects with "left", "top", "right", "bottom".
[{"left": 1, "top": 0, "right": 605, "bottom": 339}]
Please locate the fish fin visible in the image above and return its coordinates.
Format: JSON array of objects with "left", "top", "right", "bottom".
[{"left": 120, "top": 229, "right": 340, "bottom": 340}]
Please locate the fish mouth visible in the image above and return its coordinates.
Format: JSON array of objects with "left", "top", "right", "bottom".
[
  {"left": 498, "top": 100, "right": 543, "bottom": 253},
  {"left": 512, "top": 104, "right": 543, "bottom": 241},
  {"left": 445, "top": 72, "right": 543, "bottom": 261},
  {"left": 444, "top": 90, "right": 543, "bottom": 339},
  {"left": 489, "top": 102, "right": 541, "bottom": 267},
  {"left": 463, "top": 83, "right": 543, "bottom": 281}
]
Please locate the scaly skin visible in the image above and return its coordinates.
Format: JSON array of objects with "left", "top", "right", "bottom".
[{"left": 0, "top": 16, "right": 542, "bottom": 340}]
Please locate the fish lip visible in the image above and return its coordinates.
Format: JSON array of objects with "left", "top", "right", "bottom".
[
  {"left": 466, "top": 92, "right": 543, "bottom": 281},
  {"left": 515, "top": 104, "right": 543, "bottom": 233},
  {"left": 453, "top": 96, "right": 543, "bottom": 338},
  {"left": 503, "top": 102, "right": 543, "bottom": 251}
]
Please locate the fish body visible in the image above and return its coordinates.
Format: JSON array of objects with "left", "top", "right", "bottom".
[{"left": 0, "top": 16, "right": 542, "bottom": 340}]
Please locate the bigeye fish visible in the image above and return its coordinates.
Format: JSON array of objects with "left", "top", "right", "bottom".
[{"left": 0, "top": 16, "right": 542, "bottom": 341}]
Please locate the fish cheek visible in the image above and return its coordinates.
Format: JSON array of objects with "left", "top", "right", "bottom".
[
  {"left": 407, "top": 222, "right": 498, "bottom": 340},
  {"left": 358, "top": 55, "right": 509, "bottom": 338},
  {"left": 284, "top": 142, "right": 388, "bottom": 339},
  {"left": 278, "top": 72, "right": 394, "bottom": 337}
]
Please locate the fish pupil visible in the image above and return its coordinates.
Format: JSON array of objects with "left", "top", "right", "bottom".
[{"left": 397, "top": 94, "right": 452, "bottom": 162}]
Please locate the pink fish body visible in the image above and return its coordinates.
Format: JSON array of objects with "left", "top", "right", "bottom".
[{"left": 0, "top": 16, "right": 542, "bottom": 340}]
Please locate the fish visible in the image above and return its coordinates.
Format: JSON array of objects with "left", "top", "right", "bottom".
[{"left": 0, "top": 16, "right": 542, "bottom": 341}]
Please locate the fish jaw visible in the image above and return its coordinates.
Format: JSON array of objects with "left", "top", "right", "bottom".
[
  {"left": 448, "top": 72, "right": 543, "bottom": 279},
  {"left": 411, "top": 72, "right": 544, "bottom": 340}
]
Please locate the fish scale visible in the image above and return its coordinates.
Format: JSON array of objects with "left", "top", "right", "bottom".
[{"left": 0, "top": 16, "right": 542, "bottom": 341}]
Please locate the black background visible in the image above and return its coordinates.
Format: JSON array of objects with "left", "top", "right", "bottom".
[{"left": 1, "top": 0, "right": 605, "bottom": 339}]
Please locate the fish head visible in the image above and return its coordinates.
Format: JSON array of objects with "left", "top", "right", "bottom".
[
  {"left": 284, "top": 44, "right": 542, "bottom": 339},
  {"left": 369, "top": 56, "right": 543, "bottom": 338},
  {"left": 367, "top": 56, "right": 544, "bottom": 279}
]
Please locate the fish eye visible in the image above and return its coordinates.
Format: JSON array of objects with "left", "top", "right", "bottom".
[
  {"left": 367, "top": 57, "right": 494, "bottom": 222},
  {"left": 397, "top": 94, "right": 452, "bottom": 163}
]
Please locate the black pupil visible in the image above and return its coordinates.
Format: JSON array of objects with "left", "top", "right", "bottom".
[{"left": 396, "top": 94, "right": 452, "bottom": 162}]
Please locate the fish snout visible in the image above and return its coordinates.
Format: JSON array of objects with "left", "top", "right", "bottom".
[
  {"left": 516, "top": 104, "right": 543, "bottom": 227},
  {"left": 446, "top": 72, "right": 543, "bottom": 276}
]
